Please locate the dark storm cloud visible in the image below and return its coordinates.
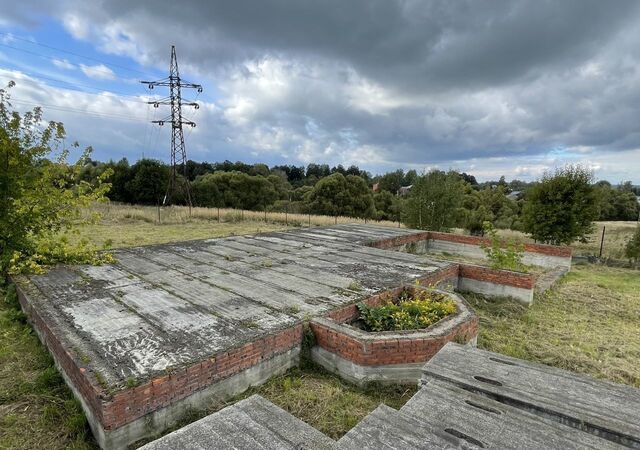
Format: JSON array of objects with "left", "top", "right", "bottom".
[
  {"left": 4, "top": 0, "right": 640, "bottom": 180},
  {"left": 72, "top": 0, "right": 639, "bottom": 92}
]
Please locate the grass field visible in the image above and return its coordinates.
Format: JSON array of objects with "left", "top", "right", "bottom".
[
  {"left": 72, "top": 203, "right": 400, "bottom": 249},
  {"left": 2, "top": 209, "right": 639, "bottom": 449},
  {"left": 490, "top": 220, "right": 639, "bottom": 259}
]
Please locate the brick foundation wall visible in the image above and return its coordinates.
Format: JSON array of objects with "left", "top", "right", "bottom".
[
  {"left": 314, "top": 287, "right": 478, "bottom": 367},
  {"left": 311, "top": 318, "right": 478, "bottom": 366},
  {"left": 369, "top": 230, "right": 572, "bottom": 258},
  {"left": 15, "top": 283, "right": 107, "bottom": 424},
  {"left": 102, "top": 325, "right": 303, "bottom": 430},
  {"left": 458, "top": 264, "right": 536, "bottom": 289},
  {"left": 14, "top": 278, "right": 304, "bottom": 431}
]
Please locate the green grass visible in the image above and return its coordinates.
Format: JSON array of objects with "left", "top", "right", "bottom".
[
  {"left": 464, "top": 264, "right": 640, "bottom": 387},
  {"left": 0, "top": 283, "right": 96, "bottom": 450}
]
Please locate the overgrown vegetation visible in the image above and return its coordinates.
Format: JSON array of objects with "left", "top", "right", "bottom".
[
  {"left": 481, "top": 222, "right": 526, "bottom": 272},
  {"left": 357, "top": 287, "right": 457, "bottom": 332},
  {"left": 625, "top": 226, "right": 640, "bottom": 263},
  {"left": 0, "top": 82, "right": 111, "bottom": 275},
  {"left": 0, "top": 282, "right": 95, "bottom": 449},
  {"left": 464, "top": 264, "right": 640, "bottom": 387}
]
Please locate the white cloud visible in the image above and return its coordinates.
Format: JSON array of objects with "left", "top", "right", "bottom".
[
  {"left": 52, "top": 58, "right": 75, "bottom": 70},
  {"left": 79, "top": 63, "right": 116, "bottom": 80},
  {"left": 62, "top": 13, "right": 89, "bottom": 39},
  {"left": 1, "top": 32, "right": 16, "bottom": 44}
]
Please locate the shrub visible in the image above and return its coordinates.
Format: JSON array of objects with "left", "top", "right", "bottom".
[
  {"left": 357, "top": 288, "right": 457, "bottom": 332},
  {"left": 1, "top": 81, "right": 112, "bottom": 275},
  {"left": 481, "top": 222, "right": 526, "bottom": 272},
  {"left": 625, "top": 226, "right": 640, "bottom": 263}
]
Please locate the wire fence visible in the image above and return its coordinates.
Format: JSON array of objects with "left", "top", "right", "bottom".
[{"left": 88, "top": 202, "right": 404, "bottom": 229}]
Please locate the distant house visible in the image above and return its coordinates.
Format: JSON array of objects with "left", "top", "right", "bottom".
[
  {"left": 506, "top": 190, "right": 522, "bottom": 201},
  {"left": 397, "top": 185, "right": 413, "bottom": 196},
  {"left": 372, "top": 182, "right": 380, "bottom": 193}
]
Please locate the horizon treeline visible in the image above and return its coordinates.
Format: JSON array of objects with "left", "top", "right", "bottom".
[{"left": 79, "top": 158, "right": 640, "bottom": 231}]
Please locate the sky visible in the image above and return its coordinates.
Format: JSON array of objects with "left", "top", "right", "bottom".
[{"left": 1, "top": 1, "right": 639, "bottom": 183}]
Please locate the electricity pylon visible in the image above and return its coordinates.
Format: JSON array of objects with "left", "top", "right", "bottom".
[{"left": 141, "top": 45, "right": 202, "bottom": 209}]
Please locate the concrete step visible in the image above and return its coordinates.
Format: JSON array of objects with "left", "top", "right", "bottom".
[
  {"left": 403, "top": 378, "right": 625, "bottom": 449},
  {"left": 336, "top": 403, "right": 480, "bottom": 449},
  {"left": 140, "top": 395, "right": 335, "bottom": 450},
  {"left": 421, "top": 343, "right": 640, "bottom": 449}
]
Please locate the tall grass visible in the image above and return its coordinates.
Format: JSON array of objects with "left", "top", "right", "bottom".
[{"left": 88, "top": 202, "right": 403, "bottom": 228}]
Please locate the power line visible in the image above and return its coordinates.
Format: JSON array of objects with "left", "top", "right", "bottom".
[
  {"left": 0, "top": 32, "right": 156, "bottom": 77},
  {"left": 0, "top": 70, "right": 152, "bottom": 103},
  {"left": 9, "top": 98, "right": 148, "bottom": 122},
  {"left": 0, "top": 42, "right": 123, "bottom": 79}
]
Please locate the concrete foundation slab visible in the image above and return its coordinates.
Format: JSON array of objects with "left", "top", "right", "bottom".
[{"left": 14, "top": 224, "right": 571, "bottom": 448}]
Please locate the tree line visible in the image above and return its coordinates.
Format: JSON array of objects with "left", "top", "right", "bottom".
[{"left": 79, "top": 158, "right": 640, "bottom": 245}]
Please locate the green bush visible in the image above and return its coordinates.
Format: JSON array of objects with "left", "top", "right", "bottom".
[
  {"left": 625, "top": 226, "right": 640, "bottom": 263},
  {"left": 357, "top": 288, "right": 457, "bottom": 332},
  {"left": 1, "top": 81, "right": 112, "bottom": 275},
  {"left": 481, "top": 222, "right": 526, "bottom": 272}
]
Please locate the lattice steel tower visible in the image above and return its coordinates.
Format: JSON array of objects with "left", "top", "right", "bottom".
[{"left": 141, "top": 46, "right": 202, "bottom": 207}]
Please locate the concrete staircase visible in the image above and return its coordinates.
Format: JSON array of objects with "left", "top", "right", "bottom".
[{"left": 142, "top": 343, "right": 639, "bottom": 450}]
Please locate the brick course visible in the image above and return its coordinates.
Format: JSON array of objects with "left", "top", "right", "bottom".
[
  {"left": 313, "top": 288, "right": 478, "bottom": 367},
  {"left": 458, "top": 264, "right": 536, "bottom": 289},
  {"left": 370, "top": 230, "right": 572, "bottom": 257}
]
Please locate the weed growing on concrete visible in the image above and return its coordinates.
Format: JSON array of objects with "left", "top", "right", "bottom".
[
  {"left": 481, "top": 222, "right": 526, "bottom": 272},
  {"left": 283, "top": 305, "right": 301, "bottom": 315},
  {"left": 240, "top": 319, "right": 260, "bottom": 329}
]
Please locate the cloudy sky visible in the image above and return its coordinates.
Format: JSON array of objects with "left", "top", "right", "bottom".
[{"left": 1, "top": 0, "right": 640, "bottom": 182}]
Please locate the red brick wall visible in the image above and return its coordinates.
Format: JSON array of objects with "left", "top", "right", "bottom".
[
  {"left": 102, "top": 325, "right": 303, "bottom": 430},
  {"left": 15, "top": 284, "right": 107, "bottom": 424},
  {"left": 311, "top": 318, "right": 478, "bottom": 366},
  {"left": 428, "top": 231, "right": 572, "bottom": 257},
  {"left": 458, "top": 264, "right": 536, "bottom": 289},
  {"left": 370, "top": 230, "right": 571, "bottom": 257},
  {"left": 15, "top": 280, "right": 303, "bottom": 431}
]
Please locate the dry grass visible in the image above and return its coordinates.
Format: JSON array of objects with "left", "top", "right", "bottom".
[
  {"left": 464, "top": 264, "right": 640, "bottom": 387},
  {"left": 488, "top": 221, "right": 638, "bottom": 259},
  {"left": 69, "top": 203, "right": 401, "bottom": 249}
]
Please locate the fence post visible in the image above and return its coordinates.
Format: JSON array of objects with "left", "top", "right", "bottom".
[
  {"left": 599, "top": 226, "right": 606, "bottom": 258},
  {"left": 217, "top": 207, "right": 220, "bottom": 222}
]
